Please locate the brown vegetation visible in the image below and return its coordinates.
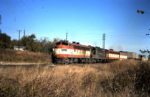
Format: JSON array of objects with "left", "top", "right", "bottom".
[
  {"left": 0, "top": 49, "right": 51, "bottom": 63},
  {"left": 0, "top": 60, "right": 150, "bottom": 97}
]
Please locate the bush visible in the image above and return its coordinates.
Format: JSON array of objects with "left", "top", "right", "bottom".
[{"left": 0, "top": 61, "right": 150, "bottom": 97}]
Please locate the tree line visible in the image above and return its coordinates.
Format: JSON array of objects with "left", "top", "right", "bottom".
[{"left": 0, "top": 32, "right": 59, "bottom": 54}]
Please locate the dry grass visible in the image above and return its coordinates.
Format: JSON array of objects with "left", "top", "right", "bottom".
[
  {"left": 0, "top": 60, "right": 150, "bottom": 97},
  {"left": 0, "top": 49, "right": 51, "bottom": 64}
]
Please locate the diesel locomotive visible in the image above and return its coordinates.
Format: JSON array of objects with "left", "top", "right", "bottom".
[{"left": 52, "top": 40, "right": 129, "bottom": 64}]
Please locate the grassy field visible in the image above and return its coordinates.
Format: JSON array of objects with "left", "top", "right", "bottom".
[
  {"left": 0, "top": 60, "right": 150, "bottom": 97},
  {"left": 0, "top": 49, "right": 51, "bottom": 64}
]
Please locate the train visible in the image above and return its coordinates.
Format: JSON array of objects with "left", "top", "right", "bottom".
[{"left": 52, "top": 40, "right": 148, "bottom": 64}]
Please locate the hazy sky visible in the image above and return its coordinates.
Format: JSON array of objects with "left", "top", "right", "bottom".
[{"left": 0, "top": 0, "right": 150, "bottom": 52}]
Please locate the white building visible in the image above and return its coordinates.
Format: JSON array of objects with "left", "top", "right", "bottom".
[{"left": 14, "top": 46, "right": 25, "bottom": 51}]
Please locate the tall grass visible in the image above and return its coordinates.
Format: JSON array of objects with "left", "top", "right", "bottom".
[
  {"left": 0, "top": 49, "right": 51, "bottom": 63},
  {"left": 0, "top": 60, "right": 150, "bottom": 97}
]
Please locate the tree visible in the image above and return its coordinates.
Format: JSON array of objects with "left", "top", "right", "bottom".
[
  {"left": 20, "top": 34, "right": 53, "bottom": 53},
  {"left": 40, "top": 38, "right": 53, "bottom": 54},
  {"left": 0, "top": 32, "right": 11, "bottom": 49},
  {"left": 21, "top": 34, "right": 37, "bottom": 51}
]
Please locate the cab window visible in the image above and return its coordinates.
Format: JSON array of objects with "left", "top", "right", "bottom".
[{"left": 61, "top": 49, "right": 67, "bottom": 51}]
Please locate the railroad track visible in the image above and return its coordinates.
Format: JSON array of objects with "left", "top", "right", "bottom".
[{"left": 0, "top": 62, "right": 56, "bottom": 68}]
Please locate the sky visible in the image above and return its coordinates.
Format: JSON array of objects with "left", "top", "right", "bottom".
[{"left": 0, "top": 0, "right": 150, "bottom": 53}]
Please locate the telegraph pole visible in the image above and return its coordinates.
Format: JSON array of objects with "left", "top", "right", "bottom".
[
  {"left": 17, "top": 30, "right": 22, "bottom": 48},
  {"left": 23, "top": 29, "right": 26, "bottom": 37},
  {"left": 18, "top": 30, "right": 21, "bottom": 41},
  {"left": 146, "top": 29, "right": 150, "bottom": 36},
  {"left": 102, "top": 33, "right": 106, "bottom": 49},
  {"left": 0, "top": 15, "right": 2, "bottom": 33},
  {"left": 0, "top": 15, "right": 1, "bottom": 25},
  {"left": 137, "top": 10, "right": 150, "bottom": 56},
  {"left": 66, "top": 32, "right": 68, "bottom": 41}
]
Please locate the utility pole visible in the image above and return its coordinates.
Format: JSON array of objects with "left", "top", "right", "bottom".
[
  {"left": 17, "top": 30, "right": 22, "bottom": 48},
  {"left": 0, "top": 14, "right": 2, "bottom": 33},
  {"left": 146, "top": 29, "right": 150, "bottom": 36},
  {"left": 23, "top": 29, "right": 26, "bottom": 37},
  {"left": 0, "top": 15, "right": 1, "bottom": 25},
  {"left": 102, "top": 33, "right": 106, "bottom": 49},
  {"left": 137, "top": 10, "right": 150, "bottom": 56},
  {"left": 66, "top": 32, "right": 68, "bottom": 41}
]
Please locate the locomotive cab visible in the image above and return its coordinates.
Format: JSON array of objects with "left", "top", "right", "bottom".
[
  {"left": 52, "top": 41, "right": 69, "bottom": 63},
  {"left": 52, "top": 40, "right": 92, "bottom": 64},
  {"left": 53, "top": 41, "right": 68, "bottom": 48}
]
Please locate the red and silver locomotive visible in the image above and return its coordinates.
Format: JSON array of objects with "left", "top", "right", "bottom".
[
  {"left": 52, "top": 40, "right": 128, "bottom": 64},
  {"left": 52, "top": 40, "right": 91, "bottom": 64}
]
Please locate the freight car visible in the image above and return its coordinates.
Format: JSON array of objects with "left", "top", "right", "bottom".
[
  {"left": 120, "top": 51, "right": 148, "bottom": 61},
  {"left": 105, "top": 49, "right": 120, "bottom": 60},
  {"left": 126, "top": 52, "right": 139, "bottom": 60},
  {"left": 119, "top": 51, "right": 128, "bottom": 60},
  {"left": 52, "top": 40, "right": 128, "bottom": 64}
]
